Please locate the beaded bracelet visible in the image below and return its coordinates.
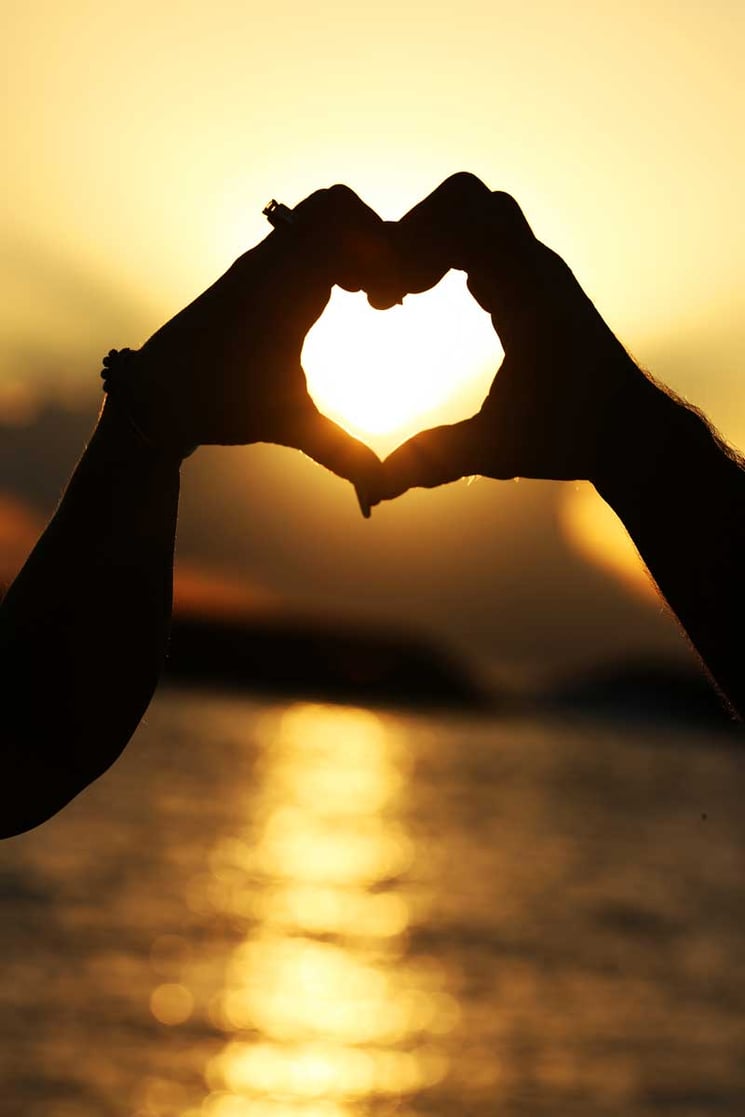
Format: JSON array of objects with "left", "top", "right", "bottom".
[{"left": 100, "top": 348, "right": 197, "bottom": 459}]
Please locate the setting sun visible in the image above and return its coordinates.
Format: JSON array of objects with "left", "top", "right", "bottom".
[{"left": 302, "top": 271, "right": 502, "bottom": 456}]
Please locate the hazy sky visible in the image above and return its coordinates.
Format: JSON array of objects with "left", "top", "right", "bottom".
[{"left": 1, "top": 1, "right": 743, "bottom": 675}]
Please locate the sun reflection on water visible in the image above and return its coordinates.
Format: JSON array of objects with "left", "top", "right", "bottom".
[{"left": 190, "top": 703, "right": 457, "bottom": 1113}]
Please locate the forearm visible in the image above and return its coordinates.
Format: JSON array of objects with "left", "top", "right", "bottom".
[
  {"left": 0, "top": 397, "right": 181, "bottom": 837},
  {"left": 594, "top": 378, "right": 745, "bottom": 719}
]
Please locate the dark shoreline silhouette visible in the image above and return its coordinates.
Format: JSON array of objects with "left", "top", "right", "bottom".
[
  {"left": 165, "top": 609, "right": 739, "bottom": 731},
  {"left": 165, "top": 610, "right": 493, "bottom": 709},
  {"left": 543, "top": 659, "right": 739, "bottom": 734}
]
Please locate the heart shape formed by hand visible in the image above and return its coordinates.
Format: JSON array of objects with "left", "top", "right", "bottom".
[
  {"left": 268, "top": 171, "right": 518, "bottom": 512},
  {"left": 171, "top": 172, "right": 613, "bottom": 518},
  {"left": 320, "top": 173, "right": 644, "bottom": 508},
  {"left": 125, "top": 173, "right": 538, "bottom": 518},
  {"left": 302, "top": 269, "right": 503, "bottom": 458}
]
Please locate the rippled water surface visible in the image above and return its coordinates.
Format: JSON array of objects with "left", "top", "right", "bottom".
[{"left": 1, "top": 690, "right": 744, "bottom": 1117}]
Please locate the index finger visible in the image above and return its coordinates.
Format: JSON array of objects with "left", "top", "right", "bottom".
[
  {"left": 281, "top": 184, "right": 398, "bottom": 296},
  {"left": 366, "top": 173, "right": 536, "bottom": 309}
]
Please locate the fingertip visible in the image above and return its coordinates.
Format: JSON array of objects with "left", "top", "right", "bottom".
[
  {"left": 439, "top": 171, "right": 492, "bottom": 203},
  {"left": 355, "top": 484, "right": 372, "bottom": 519},
  {"left": 376, "top": 419, "right": 479, "bottom": 499},
  {"left": 366, "top": 289, "right": 404, "bottom": 310},
  {"left": 295, "top": 187, "right": 401, "bottom": 296},
  {"left": 295, "top": 410, "right": 386, "bottom": 504}
]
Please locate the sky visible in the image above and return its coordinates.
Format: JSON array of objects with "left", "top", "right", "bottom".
[{"left": 1, "top": 0, "right": 743, "bottom": 678}]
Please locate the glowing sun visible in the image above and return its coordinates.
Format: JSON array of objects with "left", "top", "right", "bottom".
[{"left": 302, "top": 270, "right": 503, "bottom": 457}]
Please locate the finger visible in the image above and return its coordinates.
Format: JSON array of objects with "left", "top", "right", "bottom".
[
  {"left": 462, "top": 209, "right": 559, "bottom": 360},
  {"left": 368, "top": 174, "right": 537, "bottom": 313},
  {"left": 285, "top": 406, "right": 384, "bottom": 519},
  {"left": 231, "top": 185, "right": 395, "bottom": 345},
  {"left": 364, "top": 173, "right": 501, "bottom": 306},
  {"left": 370, "top": 416, "right": 484, "bottom": 503},
  {"left": 287, "top": 184, "right": 399, "bottom": 296}
]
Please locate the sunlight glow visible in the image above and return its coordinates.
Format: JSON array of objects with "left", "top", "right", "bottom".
[
  {"left": 197, "top": 703, "right": 456, "bottom": 1114},
  {"left": 560, "top": 484, "right": 655, "bottom": 599},
  {"left": 149, "top": 982, "right": 194, "bottom": 1026},
  {"left": 303, "top": 272, "right": 502, "bottom": 456}
]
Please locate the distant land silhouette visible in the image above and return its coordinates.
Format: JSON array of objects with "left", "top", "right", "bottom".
[
  {"left": 544, "top": 660, "right": 739, "bottom": 733},
  {"left": 0, "top": 400, "right": 692, "bottom": 678},
  {"left": 164, "top": 607, "right": 739, "bottom": 731},
  {"left": 165, "top": 610, "right": 492, "bottom": 709},
  {"left": 0, "top": 406, "right": 739, "bottom": 726}
]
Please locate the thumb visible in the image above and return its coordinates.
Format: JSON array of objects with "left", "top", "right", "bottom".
[
  {"left": 286, "top": 407, "right": 383, "bottom": 518},
  {"left": 372, "top": 416, "right": 484, "bottom": 503}
]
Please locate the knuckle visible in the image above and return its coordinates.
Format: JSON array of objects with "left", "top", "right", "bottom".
[
  {"left": 326, "top": 182, "right": 356, "bottom": 199},
  {"left": 324, "top": 183, "right": 362, "bottom": 214},
  {"left": 298, "top": 187, "right": 328, "bottom": 208},
  {"left": 294, "top": 184, "right": 362, "bottom": 227},
  {"left": 441, "top": 171, "right": 490, "bottom": 199},
  {"left": 322, "top": 185, "right": 381, "bottom": 243},
  {"left": 439, "top": 174, "right": 493, "bottom": 219},
  {"left": 491, "top": 191, "right": 534, "bottom": 237},
  {"left": 491, "top": 189, "right": 519, "bottom": 211},
  {"left": 429, "top": 174, "right": 495, "bottom": 242}
]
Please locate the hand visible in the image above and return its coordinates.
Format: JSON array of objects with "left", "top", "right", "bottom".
[
  {"left": 367, "top": 173, "right": 658, "bottom": 502},
  {"left": 116, "top": 186, "right": 396, "bottom": 513}
]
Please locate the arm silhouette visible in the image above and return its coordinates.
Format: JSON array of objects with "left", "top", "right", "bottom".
[
  {"left": 370, "top": 174, "right": 745, "bottom": 719},
  {"left": 0, "top": 186, "right": 389, "bottom": 838}
]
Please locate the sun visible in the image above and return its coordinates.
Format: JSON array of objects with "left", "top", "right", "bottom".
[{"left": 302, "top": 270, "right": 503, "bottom": 457}]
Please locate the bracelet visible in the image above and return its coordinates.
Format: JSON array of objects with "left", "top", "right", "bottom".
[{"left": 100, "top": 349, "right": 198, "bottom": 460}]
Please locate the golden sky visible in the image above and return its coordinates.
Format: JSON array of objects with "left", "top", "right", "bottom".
[
  {"left": 4, "top": 0, "right": 743, "bottom": 420},
  {"left": 1, "top": 0, "right": 743, "bottom": 670}
]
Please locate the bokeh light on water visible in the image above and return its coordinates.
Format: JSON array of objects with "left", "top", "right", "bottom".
[
  {"left": 1, "top": 691, "right": 744, "bottom": 1116},
  {"left": 195, "top": 703, "right": 455, "bottom": 1114}
]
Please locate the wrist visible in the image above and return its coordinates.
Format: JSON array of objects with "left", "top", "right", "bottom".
[
  {"left": 93, "top": 395, "right": 186, "bottom": 474},
  {"left": 593, "top": 368, "right": 717, "bottom": 506},
  {"left": 49, "top": 392, "right": 182, "bottom": 547},
  {"left": 100, "top": 348, "right": 198, "bottom": 463}
]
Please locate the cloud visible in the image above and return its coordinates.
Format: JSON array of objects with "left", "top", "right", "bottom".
[
  {"left": 174, "top": 559, "right": 279, "bottom": 619},
  {"left": 0, "top": 400, "right": 97, "bottom": 510}
]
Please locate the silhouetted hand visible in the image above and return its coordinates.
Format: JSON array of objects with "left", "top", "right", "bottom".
[
  {"left": 367, "top": 173, "right": 654, "bottom": 501},
  {"left": 121, "top": 185, "right": 393, "bottom": 510}
]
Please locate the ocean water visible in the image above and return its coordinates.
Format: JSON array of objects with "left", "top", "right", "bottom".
[{"left": 1, "top": 690, "right": 743, "bottom": 1117}]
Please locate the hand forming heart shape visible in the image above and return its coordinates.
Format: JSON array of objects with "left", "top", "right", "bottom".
[
  {"left": 363, "top": 173, "right": 655, "bottom": 507},
  {"left": 119, "top": 173, "right": 651, "bottom": 514}
]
